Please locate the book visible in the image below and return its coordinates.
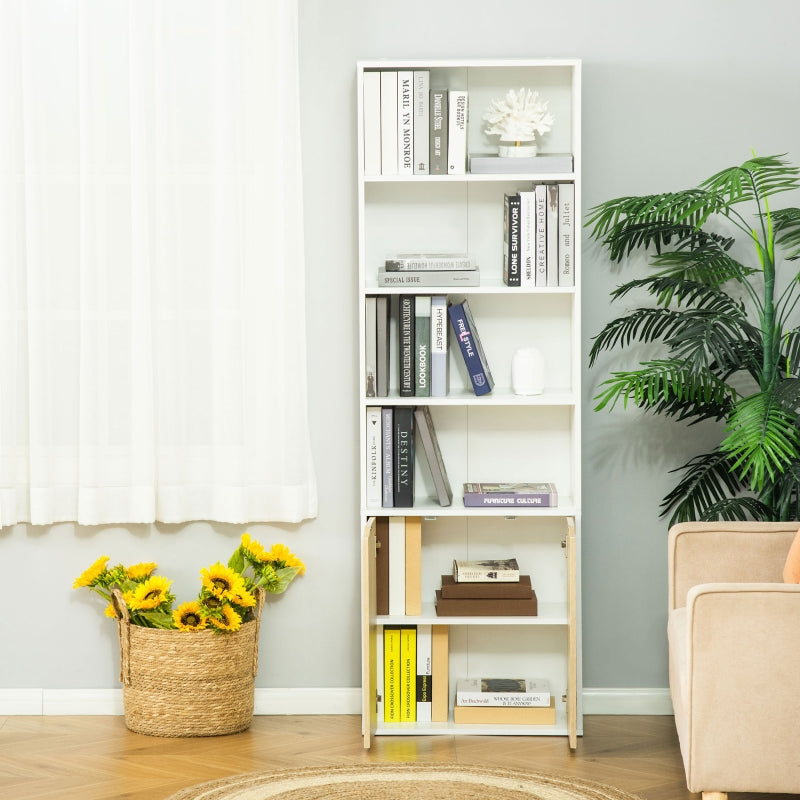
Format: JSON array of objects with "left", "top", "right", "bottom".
[
  {"left": 558, "top": 183, "right": 575, "bottom": 287},
  {"left": 387, "top": 516, "right": 405, "bottom": 614},
  {"left": 462, "top": 482, "right": 558, "bottom": 508},
  {"left": 404, "top": 516, "right": 422, "bottom": 615},
  {"left": 380, "top": 71, "right": 398, "bottom": 177},
  {"left": 455, "top": 677, "right": 551, "bottom": 707},
  {"left": 377, "top": 269, "right": 480, "bottom": 288},
  {"left": 429, "top": 89, "right": 448, "bottom": 175},
  {"left": 381, "top": 407, "right": 393, "bottom": 507},
  {"left": 546, "top": 184, "right": 559, "bottom": 287},
  {"left": 393, "top": 406, "right": 414, "bottom": 507},
  {"left": 447, "top": 90, "right": 467, "bottom": 175},
  {"left": 397, "top": 71, "right": 413, "bottom": 176},
  {"left": 468, "top": 152, "right": 573, "bottom": 174},
  {"left": 453, "top": 698, "right": 556, "bottom": 725},
  {"left": 400, "top": 626, "right": 417, "bottom": 721},
  {"left": 415, "top": 624, "right": 432, "bottom": 722},
  {"left": 365, "top": 296, "right": 377, "bottom": 397},
  {"left": 365, "top": 406, "right": 382, "bottom": 507},
  {"left": 453, "top": 558, "right": 520, "bottom": 582},
  {"left": 362, "top": 71, "right": 381, "bottom": 176},
  {"left": 384, "top": 254, "right": 475, "bottom": 271},
  {"left": 503, "top": 193, "right": 521, "bottom": 287},
  {"left": 435, "top": 591, "right": 538, "bottom": 617},
  {"left": 413, "top": 406, "right": 453, "bottom": 506},
  {"left": 412, "top": 71, "right": 430, "bottom": 175},
  {"left": 439, "top": 574, "right": 533, "bottom": 599},
  {"left": 429, "top": 295, "right": 449, "bottom": 397},
  {"left": 383, "top": 626, "right": 401, "bottom": 721},
  {"left": 534, "top": 183, "right": 547, "bottom": 287},
  {"left": 376, "top": 295, "right": 390, "bottom": 397},
  {"left": 414, "top": 296, "right": 431, "bottom": 397},
  {"left": 376, "top": 517, "right": 389, "bottom": 616},
  {"left": 519, "top": 190, "right": 536, "bottom": 286},
  {"left": 431, "top": 625, "right": 449, "bottom": 722},
  {"left": 448, "top": 299, "right": 494, "bottom": 396},
  {"left": 398, "top": 295, "right": 415, "bottom": 397}
]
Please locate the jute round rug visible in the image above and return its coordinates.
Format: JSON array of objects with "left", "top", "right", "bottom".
[{"left": 164, "top": 763, "right": 644, "bottom": 800}]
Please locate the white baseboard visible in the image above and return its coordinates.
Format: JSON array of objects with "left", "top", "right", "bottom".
[{"left": 1, "top": 687, "right": 673, "bottom": 717}]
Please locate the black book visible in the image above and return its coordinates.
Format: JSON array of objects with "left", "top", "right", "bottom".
[
  {"left": 399, "top": 295, "right": 415, "bottom": 397},
  {"left": 393, "top": 406, "right": 414, "bottom": 507}
]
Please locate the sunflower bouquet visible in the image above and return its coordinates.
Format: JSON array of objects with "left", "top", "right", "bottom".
[{"left": 73, "top": 532, "right": 305, "bottom": 633}]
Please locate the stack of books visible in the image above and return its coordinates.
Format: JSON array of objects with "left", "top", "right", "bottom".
[
  {"left": 434, "top": 559, "right": 538, "bottom": 617},
  {"left": 377, "top": 254, "right": 479, "bottom": 288},
  {"left": 453, "top": 677, "right": 556, "bottom": 725}
]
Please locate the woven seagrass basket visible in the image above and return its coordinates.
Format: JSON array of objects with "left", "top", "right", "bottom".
[{"left": 112, "top": 587, "right": 265, "bottom": 738}]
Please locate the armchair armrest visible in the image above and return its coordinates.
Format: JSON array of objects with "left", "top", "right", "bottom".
[
  {"left": 680, "top": 581, "right": 800, "bottom": 794},
  {"left": 668, "top": 522, "right": 797, "bottom": 611}
]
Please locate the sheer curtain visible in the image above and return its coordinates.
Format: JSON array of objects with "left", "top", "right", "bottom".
[{"left": 0, "top": 0, "right": 317, "bottom": 526}]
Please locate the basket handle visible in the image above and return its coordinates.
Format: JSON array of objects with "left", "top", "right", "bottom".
[
  {"left": 111, "top": 587, "right": 132, "bottom": 687},
  {"left": 253, "top": 587, "right": 266, "bottom": 678}
]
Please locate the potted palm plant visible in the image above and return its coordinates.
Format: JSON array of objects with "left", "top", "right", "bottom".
[{"left": 586, "top": 154, "right": 800, "bottom": 524}]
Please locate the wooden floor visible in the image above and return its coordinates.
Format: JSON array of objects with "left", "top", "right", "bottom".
[{"left": 1, "top": 714, "right": 797, "bottom": 800}]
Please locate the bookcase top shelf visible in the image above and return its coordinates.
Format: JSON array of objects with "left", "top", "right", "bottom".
[
  {"left": 358, "top": 58, "right": 581, "bottom": 69},
  {"left": 362, "top": 172, "right": 576, "bottom": 184}
]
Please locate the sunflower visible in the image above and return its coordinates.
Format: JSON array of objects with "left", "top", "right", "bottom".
[
  {"left": 128, "top": 575, "right": 173, "bottom": 611},
  {"left": 229, "top": 586, "right": 257, "bottom": 608},
  {"left": 240, "top": 532, "right": 269, "bottom": 563},
  {"left": 201, "top": 562, "right": 247, "bottom": 599},
  {"left": 173, "top": 601, "right": 207, "bottom": 631},
  {"left": 72, "top": 556, "right": 111, "bottom": 588},
  {"left": 207, "top": 604, "right": 242, "bottom": 632},
  {"left": 126, "top": 562, "right": 157, "bottom": 581},
  {"left": 104, "top": 603, "right": 118, "bottom": 619},
  {"left": 265, "top": 543, "right": 306, "bottom": 575}
]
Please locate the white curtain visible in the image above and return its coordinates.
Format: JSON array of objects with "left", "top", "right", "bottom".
[{"left": 0, "top": 0, "right": 318, "bottom": 526}]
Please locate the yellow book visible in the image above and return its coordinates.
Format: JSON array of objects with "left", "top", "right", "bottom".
[
  {"left": 404, "top": 516, "right": 422, "bottom": 615},
  {"left": 401, "top": 626, "right": 417, "bottom": 721},
  {"left": 383, "top": 626, "right": 401, "bottom": 722},
  {"left": 431, "top": 624, "right": 449, "bottom": 722}
]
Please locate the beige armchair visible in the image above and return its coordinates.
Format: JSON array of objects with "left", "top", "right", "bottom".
[{"left": 668, "top": 521, "right": 800, "bottom": 800}]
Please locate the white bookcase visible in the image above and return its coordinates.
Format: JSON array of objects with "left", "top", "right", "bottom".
[{"left": 357, "top": 59, "right": 582, "bottom": 749}]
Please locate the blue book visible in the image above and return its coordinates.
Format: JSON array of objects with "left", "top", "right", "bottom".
[{"left": 447, "top": 300, "right": 494, "bottom": 396}]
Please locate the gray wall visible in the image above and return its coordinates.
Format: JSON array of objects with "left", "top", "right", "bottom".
[{"left": 2, "top": 0, "right": 799, "bottom": 695}]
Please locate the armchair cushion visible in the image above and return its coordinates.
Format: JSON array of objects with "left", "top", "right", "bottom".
[{"left": 782, "top": 527, "right": 800, "bottom": 583}]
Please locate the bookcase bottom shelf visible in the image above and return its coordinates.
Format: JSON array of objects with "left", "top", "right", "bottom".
[{"left": 375, "top": 707, "right": 578, "bottom": 737}]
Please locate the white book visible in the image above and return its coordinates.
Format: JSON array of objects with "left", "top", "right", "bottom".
[
  {"left": 558, "top": 183, "right": 575, "bottom": 287},
  {"left": 416, "top": 624, "right": 432, "bottom": 722},
  {"left": 365, "top": 296, "right": 377, "bottom": 397},
  {"left": 519, "top": 190, "right": 536, "bottom": 287},
  {"left": 380, "top": 71, "right": 398, "bottom": 176},
  {"left": 397, "top": 71, "right": 414, "bottom": 175},
  {"left": 362, "top": 71, "right": 381, "bottom": 176},
  {"left": 365, "top": 406, "right": 381, "bottom": 508},
  {"left": 381, "top": 407, "right": 393, "bottom": 507},
  {"left": 388, "top": 516, "right": 406, "bottom": 615},
  {"left": 546, "top": 184, "right": 559, "bottom": 287},
  {"left": 430, "top": 295, "right": 449, "bottom": 397},
  {"left": 455, "top": 677, "right": 551, "bottom": 707},
  {"left": 413, "top": 71, "right": 430, "bottom": 175},
  {"left": 534, "top": 183, "right": 547, "bottom": 287},
  {"left": 447, "top": 90, "right": 468, "bottom": 175}
]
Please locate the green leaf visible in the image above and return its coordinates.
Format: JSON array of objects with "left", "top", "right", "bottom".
[
  {"left": 700, "top": 154, "right": 800, "bottom": 206},
  {"left": 227, "top": 548, "right": 246, "bottom": 574}
]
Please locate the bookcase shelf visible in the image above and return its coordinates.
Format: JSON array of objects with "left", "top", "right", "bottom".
[{"left": 357, "top": 58, "right": 582, "bottom": 750}]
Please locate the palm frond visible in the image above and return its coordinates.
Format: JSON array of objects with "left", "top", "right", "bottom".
[
  {"left": 696, "top": 496, "right": 775, "bottom": 522},
  {"left": 720, "top": 390, "right": 800, "bottom": 490},
  {"left": 593, "top": 360, "right": 735, "bottom": 421},
  {"left": 770, "top": 461, "right": 800, "bottom": 521},
  {"left": 771, "top": 207, "right": 800, "bottom": 260},
  {"left": 660, "top": 449, "right": 751, "bottom": 524},
  {"left": 649, "top": 246, "right": 757, "bottom": 286},
  {"left": 700, "top": 154, "right": 800, "bottom": 206},
  {"left": 781, "top": 329, "right": 800, "bottom": 377}
]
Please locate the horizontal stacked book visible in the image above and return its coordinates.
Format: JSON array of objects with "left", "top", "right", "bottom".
[
  {"left": 453, "top": 677, "right": 556, "bottom": 725},
  {"left": 462, "top": 482, "right": 558, "bottom": 508},
  {"left": 435, "top": 559, "right": 538, "bottom": 617}
]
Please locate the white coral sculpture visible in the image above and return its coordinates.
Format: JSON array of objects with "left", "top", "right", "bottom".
[{"left": 482, "top": 88, "right": 555, "bottom": 142}]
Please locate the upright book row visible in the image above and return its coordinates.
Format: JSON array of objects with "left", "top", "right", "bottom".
[
  {"left": 504, "top": 184, "right": 575, "bottom": 288},
  {"left": 365, "top": 405, "right": 452, "bottom": 509},
  {"left": 362, "top": 69, "right": 467, "bottom": 176},
  {"left": 365, "top": 296, "right": 493, "bottom": 401}
]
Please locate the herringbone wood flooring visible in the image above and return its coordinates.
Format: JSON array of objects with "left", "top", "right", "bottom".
[{"left": 0, "top": 714, "right": 797, "bottom": 800}]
